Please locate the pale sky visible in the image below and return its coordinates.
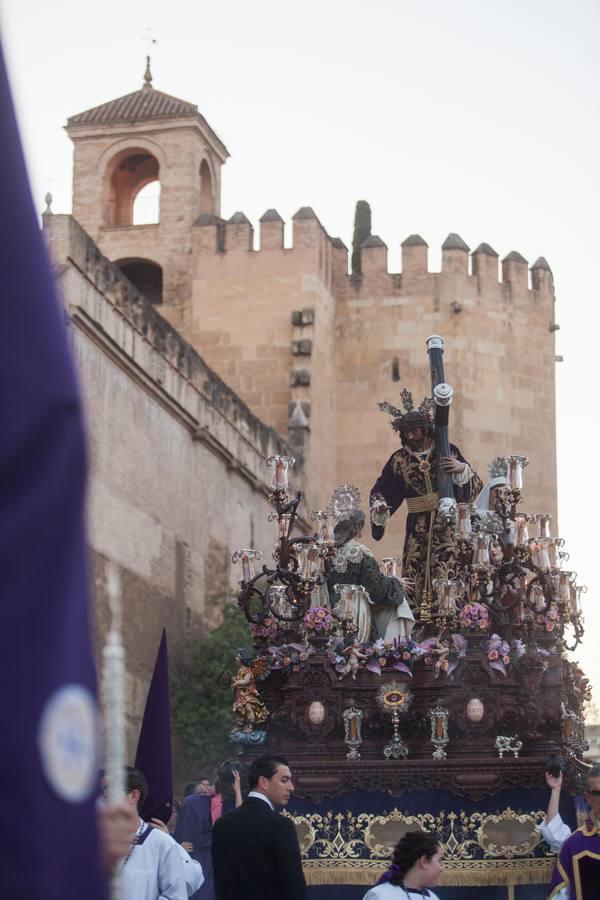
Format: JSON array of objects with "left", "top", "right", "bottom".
[{"left": 2, "top": 0, "right": 599, "bottom": 703}]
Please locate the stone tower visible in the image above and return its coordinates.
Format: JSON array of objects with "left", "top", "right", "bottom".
[
  {"left": 65, "top": 59, "right": 228, "bottom": 306},
  {"left": 65, "top": 76, "right": 559, "bottom": 554}
]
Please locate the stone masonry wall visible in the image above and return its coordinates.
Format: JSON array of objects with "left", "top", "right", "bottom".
[
  {"left": 44, "top": 213, "right": 300, "bottom": 758},
  {"left": 186, "top": 208, "right": 339, "bottom": 514}
]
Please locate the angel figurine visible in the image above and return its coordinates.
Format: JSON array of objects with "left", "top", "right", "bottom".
[
  {"left": 232, "top": 650, "right": 270, "bottom": 731},
  {"left": 338, "top": 640, "right": 368, "bottom": 680}
]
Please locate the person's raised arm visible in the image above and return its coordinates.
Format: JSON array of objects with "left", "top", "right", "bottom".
[{"left": 544, "top": 771, "right": 562, "bottom": 825}]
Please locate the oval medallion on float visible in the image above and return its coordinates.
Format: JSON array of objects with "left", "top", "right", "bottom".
[
  {"left": 308, "top": 701, "right": 325, "bottom": 725},
  {"left": 466, "top": 698, "right": 485, "bottom": 722}
]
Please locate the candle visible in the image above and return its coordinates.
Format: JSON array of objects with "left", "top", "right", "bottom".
[
  {"left": 349, "top": 718, "right": 357, "bottom": 741},
  {"left": 474, "top": 534, "right": 490, "bottom": 565},
  {"left": 381, "top": 557, "right": 397, "bottom": 577},
  {"left": 241, "top": 552, "right": 252, "bottom": 582},
  {"left": 558, "top": 572, "right": 572, "bottom": 604},
  {"left": 265, "top": 455, "right": 295, "bottom": 490},
  {"left": 548, "top": 540, "right": 561, "bottom": 569},
  {"left": 232, "top": 549, "right": 262, "bottom": 582},
  {"left": 275, "top": 460, "right": 286, "bottom": 488},
  {"left": 536, "top": 539, "right": 551, "bottom": 571},
  {"left": 103, "top": 564, "right": 126, "bottom": 900},
  {"left": 515, "top": 515, "right": 530, "bottom": 545},
  {"left": 539, "top": 514, "right": 552, "bottom": 539},
  {"left": 507, "top": 455, "right": 528, "bottom": 490},
  {"left": 531, "top": 583, "right": 546, "bottom": 612},
  {"left": 455, "top": 503, "right": 472, "bottom": 538},
  {"left": 489, "top": 539, "right": 503, "bottom": 567}
]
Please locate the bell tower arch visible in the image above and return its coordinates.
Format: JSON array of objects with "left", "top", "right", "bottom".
[{"left": 65, "top": 61, "right": 229, "bottom": 308}]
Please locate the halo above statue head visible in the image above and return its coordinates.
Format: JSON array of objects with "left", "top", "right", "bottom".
[
  {"left": 329, "top": 483, "right": 361, "bottom": 521},
  {"left": 378, "top": 388, "right": 433, "bottom": 435},
  {"left": 488, "top": 456, "right": 509, "bottom": 479}
]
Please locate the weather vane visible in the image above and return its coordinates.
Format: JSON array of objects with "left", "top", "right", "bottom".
[
  {"left": 141, "top": 26, "right": 158, "bottom": 54},
  {"left": 140, "top": 28, "right": 158, "bottom": 87}
]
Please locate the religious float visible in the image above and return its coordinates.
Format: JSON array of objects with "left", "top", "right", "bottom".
[{"left": 229, "top": 337, "right": 590, "bottom": 900}]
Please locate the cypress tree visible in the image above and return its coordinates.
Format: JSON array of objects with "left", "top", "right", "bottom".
[{"left": 351, "top": 200, "right": 372, "bottom": 275}]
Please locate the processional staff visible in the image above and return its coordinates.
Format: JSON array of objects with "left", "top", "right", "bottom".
[
  {"left": 426, "top": 335, "right": 455, "bottom": 521},
  {"left": 104, "top": 562, "right": 126, "bottom": 899}
]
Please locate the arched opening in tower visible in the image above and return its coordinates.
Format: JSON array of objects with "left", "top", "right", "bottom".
[
  {"left": 133, "top": 181, "right": 160, "bottom": 225},
  {"left": 106, "top": 150, "right": 160, "bottom": 226},
  {"left": 115, "top": 258, "right": 163, "bottom": 305},
  {"left": 199, "top": 159, "right": 214, "bottom": 216}
]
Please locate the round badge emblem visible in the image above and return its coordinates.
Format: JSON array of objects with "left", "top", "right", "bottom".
[{"left": 38, "top": 684, "right": 98, "bottom": 803}]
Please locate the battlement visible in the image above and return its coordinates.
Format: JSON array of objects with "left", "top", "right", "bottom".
[
  {"left": 193, "top": 205, "right": 346, "bottom": 261},
  {"left": 192, "top": 209, "right": 554, "bottom": 304},
  {"left": 357, "top": 231, "right": 555, "bottom": 302}
]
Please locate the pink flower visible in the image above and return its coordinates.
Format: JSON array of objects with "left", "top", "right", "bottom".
[
  {"left": 502, "top": 655, "right": 510, "bottom": 665},
  {"left": 488, "top": 649, "right": 499, "bottom": 661},
  {"left": 548, "top": 610, "right": 558, "bottom": 621},
  {"left": 283, "top": 657, "right": 292, "bottom": 666},
  {"left": 402, "top": 652, "right": 411, "bottom": 661},
  {"left": 292, "top": 665, "right": 300, "bottom": 672},
  {"left": 378, "top": 657, "right": 387, "bottom": 667},
  {"left": 299, "top": 652, "right": 308, "bottom": 661},
  {"left": 546, "top": 623, "right": 555, "bottom": 632}
]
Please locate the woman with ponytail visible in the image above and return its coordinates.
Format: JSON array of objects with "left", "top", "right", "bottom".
[{"left": 362, "top": 831, "right": 443, "bottom": 899}]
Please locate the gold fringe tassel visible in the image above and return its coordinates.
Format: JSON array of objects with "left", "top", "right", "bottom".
[{"left": 303, "top": 859, "right": 555, "bottom": 887}]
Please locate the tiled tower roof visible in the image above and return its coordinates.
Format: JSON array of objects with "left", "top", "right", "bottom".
[
  {"left": 66, "top": 60, "right": 229, "bottom": 158},
  {"left": 67, "top": 87, "right": 199, "bottom": 126}
]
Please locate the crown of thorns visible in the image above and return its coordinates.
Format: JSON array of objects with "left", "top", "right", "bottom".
[{"left": 378, "top": 389, "right": 433, "bottom": 434}]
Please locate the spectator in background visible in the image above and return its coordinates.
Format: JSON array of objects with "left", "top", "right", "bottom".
[
  {"left": 211, "top": 761, "right": 244, "bottom": 822},
  {"left": 175, "top": 778, "right": 214, "bottom": 899}
]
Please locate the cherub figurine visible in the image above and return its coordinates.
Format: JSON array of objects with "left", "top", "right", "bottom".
[
  {"left": 338, "top": 641, "right": 368, "bottom": 680},
  {"left": 232, "top": 650, "right": 270, "bottom": 731}
]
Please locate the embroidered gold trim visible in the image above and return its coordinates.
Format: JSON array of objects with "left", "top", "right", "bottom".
[{"left": 302, "top": 858, "right": 555, "bottom": 887}]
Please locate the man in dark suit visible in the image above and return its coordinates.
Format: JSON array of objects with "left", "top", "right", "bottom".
[{"left": 212, "top": 754, "right": 306, "bottom": 900}]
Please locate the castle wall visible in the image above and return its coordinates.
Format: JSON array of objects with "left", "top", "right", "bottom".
[
  {"left": 44, "top": 213, "right": 299, "bottom": 757},
  {"left": 185, "top": 209, "right": 339, "bottom": 513},
  {"left": 335, "top": 240, "right": 557, "bottom": 558}
]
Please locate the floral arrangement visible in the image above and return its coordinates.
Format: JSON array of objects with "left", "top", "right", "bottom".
[
  {"left": 534, "top": 603, "right": 559, "bottom": 634},
  {"left": 268, "top": 642, "right": 313, "bottom": 675},
  {"left": 303, "top": 606, "right": 333, "bottom": 633},
  {"left": 458, "top": 602, "right": 490, "bottom": 632},
  {"left": 485, "top": 634, "right": 533, "bottom": 676},
  {"left": 249, "top": 615, "right": 278, "bottom": 641}
]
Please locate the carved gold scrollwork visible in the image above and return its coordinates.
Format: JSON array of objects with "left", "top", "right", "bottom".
[
  {"left": 285, "top": 807, "right": 549, "bottom": 863},
  {"left": 360, "top": 810, "right": 431, "bottom": 857},
  {"left": 475, "top": 807, "right": 542, "bottom": 858}
]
